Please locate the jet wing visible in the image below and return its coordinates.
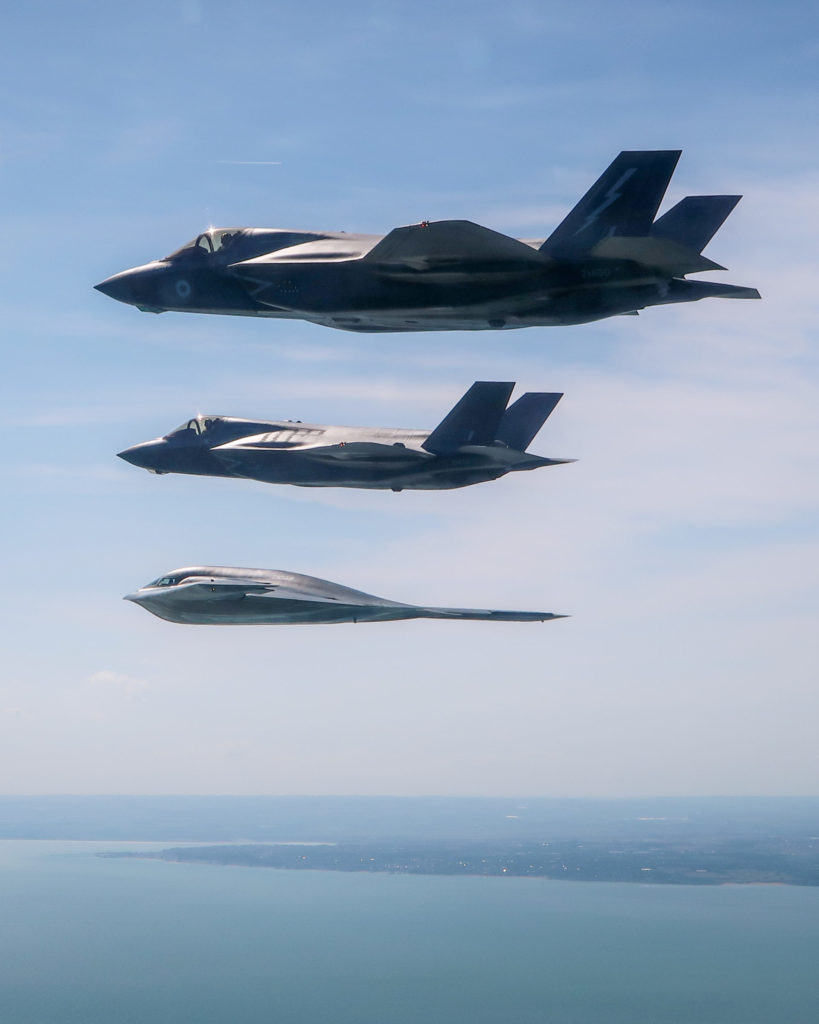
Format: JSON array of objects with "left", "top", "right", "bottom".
[
  {"left": 361, "top": 220, "right": 547, "bottom": 269},
  {"left": 213, "top": 440, "right": 420, "bottom": 471},
  {"left": 298, "top": 442, "right": 421, "bottom": 462},
  {"left": 231, "top": 235, "right": 383, "bottom": 268}
]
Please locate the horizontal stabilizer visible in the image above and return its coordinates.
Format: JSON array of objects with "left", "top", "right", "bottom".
[
  {"left": 496, "top": 392, "right": 563, "bottom": 451},
  {"left": 704, "top": 283, "right": 761, "bottom": 300},
  {"left": 417, "top": 607, "right": 567, "bottom": 622},
  {"left": 423, "top": 381, "right": 514, "bottom": 455},
  {"left": 541, "top": 150, "right": 681, "bottom": 257},
  {"left": 668, "top": 279, "right": 761, "bottom": 302},
  {"left": 363, "top": 220, "right": 546, "bottom": 267},
  {"left": 650, "top": 195, "right": 741, "bottom": 253},
  {"left": 590, "top": 235, "right": 726, "bottom": 274}
]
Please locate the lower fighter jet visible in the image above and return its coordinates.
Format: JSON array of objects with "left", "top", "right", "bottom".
[
  {"left": 118, "top": 382, "right": 573, "bottom": 491},
  {"left": 125, "top": 567, "right": 565, "bottom": 625},
  {"left": 95, "top": 150, "right": 759, "bottom": 333}
]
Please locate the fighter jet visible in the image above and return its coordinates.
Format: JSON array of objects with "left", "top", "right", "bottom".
[
  {"left": 125, "top": 566, "right": 565, "bottom": 625},
  {"left": 117, "top": 382, "right": 573, "bottom": 491},
  {"left": 96, "top": 150, "right": 759, "bottom": 333}
]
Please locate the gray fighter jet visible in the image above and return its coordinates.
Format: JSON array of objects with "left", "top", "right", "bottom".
[
  {"left": 118, "top": 382, "right": 573, "bottom": 491},
  {"left": 96, "top": 150, "right": 759, "bottom": 333},
  {"left": 125, "top": 566, "right": 565, "bottom": 625}
]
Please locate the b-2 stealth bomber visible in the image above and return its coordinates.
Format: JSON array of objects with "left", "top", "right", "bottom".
[
  {"left": 96, "top": 150, "right": 759, "bottom": 333},
  {"left": 118, "top": 382, "right": 572, "bottom": 491},
  {"left": 125, "top": 566, "right": 565, "bottom": 625}
]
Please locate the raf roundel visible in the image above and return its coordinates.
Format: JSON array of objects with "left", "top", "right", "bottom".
[{"left": 175, "top": 279, "right": 191, "bottom": 300}]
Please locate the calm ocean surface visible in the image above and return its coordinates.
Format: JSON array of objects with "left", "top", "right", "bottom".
[{"left": 1, "top": 840, "right": 818, "bottom": 1024}]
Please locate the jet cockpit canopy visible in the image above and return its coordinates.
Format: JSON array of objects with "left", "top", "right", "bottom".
[
  {"left": 164, "top": 416, "right": 222, "bottom": 439},
  {"left": 165, "top": 228, "right": 243, "bottom": 260},
  {"left": 163, "top": 228, "right": 330, "bottom": 263}
]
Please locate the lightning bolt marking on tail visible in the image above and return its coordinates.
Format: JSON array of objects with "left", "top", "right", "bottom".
[{"left": 572, "top": 167, "right": 637, "bottom": 238}]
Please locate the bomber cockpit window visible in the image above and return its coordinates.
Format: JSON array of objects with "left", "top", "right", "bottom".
[{"left": 149, "top": 575, "right": 181, "bottom": 587}]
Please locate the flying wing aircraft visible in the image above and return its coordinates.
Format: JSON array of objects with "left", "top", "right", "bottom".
[
  {"left": 125, "top": 566, "right": 566, "bottom": 625},
  {"left": 117, "top": 382, "right": 573, "bottom": 491},
  {"left": 95, "top": 150, "right": 759, "bottom": 333}
]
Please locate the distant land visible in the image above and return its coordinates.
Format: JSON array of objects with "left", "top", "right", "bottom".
[
  {"left": 102, "top": 835, "right": 819, "bottom": 886},
  {"left": 1, "top": 795, "right": 817, "bottom": 886}
]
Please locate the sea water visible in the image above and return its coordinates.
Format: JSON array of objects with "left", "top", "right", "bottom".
[{"left": 1, "top": 840, "right": 818, "bottom": 1024}]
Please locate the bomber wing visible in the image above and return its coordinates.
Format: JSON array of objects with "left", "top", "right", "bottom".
[
  {"left": 162, "top": 579, "right": 277, "bottom": 599},
  {"left": 414, "top": 606, "right": 567, "bottom": 622},
  {"left": 250, "top": 585, "right": 397, "bottom": 606},
  {"left": 154, "top": 576, "right": 400, "bottom": 608}
]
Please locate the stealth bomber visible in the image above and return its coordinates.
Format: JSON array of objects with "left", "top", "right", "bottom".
[
  {"left": 118, "top": 382, "right": 573, "bottom": 491},
  {"left": 125, "top": 566, "right": 565, "bottom": 625},
  {"left": 96, "top": 150, "right": 759, "bottom": 333}
]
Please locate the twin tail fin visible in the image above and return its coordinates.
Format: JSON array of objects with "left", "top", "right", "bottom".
[{"left": 423, "top": 383, "right": 563, "bottom": 455}]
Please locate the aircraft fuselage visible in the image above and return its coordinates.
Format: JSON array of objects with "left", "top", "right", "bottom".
[
  {"left": 95, "top": 152, "right": 759, "bottom": 333},
  {"left": 125, "top": 566, "right": 564, "bottom": 625},
  {"left": 119, "top": 413, "right": 566, "bottom": 491},
  {"left": 96, "top": 238, "right": 676, "bottom": 331}
]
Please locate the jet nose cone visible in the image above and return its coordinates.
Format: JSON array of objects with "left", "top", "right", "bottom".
[
  {"left": 94, "top": 262, "right": 167, "bottom": 310},
  {"left": 95, "top": 269, "right": 140, "bottom": 304},
  {"left": 117, "top": 441, "right": 167, "bottom": 472},
  {"left": 123, "top": 592, "right": 144, "bottom": 603}
]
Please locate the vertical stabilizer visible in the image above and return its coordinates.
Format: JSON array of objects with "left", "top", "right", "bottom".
[
  {"left": 422, "top": 381, "right": 514, "bottom": 454},
  {"left": 496, "top": 393, "right": 563, "bottom": 451},
  {"left": 650, "top": 195, "right": 741, "bottom": 253},
  {"left": 540, "top": 150, "right": 681, "bottom": 257}
]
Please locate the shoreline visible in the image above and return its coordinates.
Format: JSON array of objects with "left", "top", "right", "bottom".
[{"left": 97, "top": 850, "right": 814, "bottom": 887}]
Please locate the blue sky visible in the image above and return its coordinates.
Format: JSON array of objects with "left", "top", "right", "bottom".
[{"left": 1, "top": 0, "right": 817, "bottom": 795}]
